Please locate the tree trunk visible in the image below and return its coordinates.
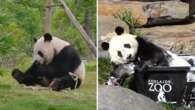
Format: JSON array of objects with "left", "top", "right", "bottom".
[
  {"left": 44, "top": 0, "right": 53, "bottom": 33},
  {"left": 83, "top": 9, "right": 92, "bottom": 39}
]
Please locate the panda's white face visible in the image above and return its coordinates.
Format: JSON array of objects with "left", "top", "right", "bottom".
[
  {"left": 109, "top": 33, "right": 138, "bottom": 65},
  {"left": 33, "top": 37, "right": 55, "bottom": 64}
]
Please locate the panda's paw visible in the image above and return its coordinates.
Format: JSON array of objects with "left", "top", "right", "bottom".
[
  {"left": 134, "top": 65, "right": 149, "bottom": 73},
  {"left": 49, "top": 79, "right": 62, "bottom": 91},
  {"left": 12, "top": 69, "right": 21, "bottom": 75},
  {"left": 134, "top": 66, "right": 142, "bottom": 73},
  {"left": 11, "top": 69, "right": 24, "bottom": 83},
  {"left": 37, "top": 77, "right": 51, "bottom": 87}
]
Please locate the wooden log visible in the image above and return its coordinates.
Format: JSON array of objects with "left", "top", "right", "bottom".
[
  {"left": 189, "top": 0, "right": 195, "bottom": 18},
  {"left": 142, "top": 16, "right": 194, "bottom": 28},
  {"left": 59, "top": 0, "right": 96, "bottom": 57}
]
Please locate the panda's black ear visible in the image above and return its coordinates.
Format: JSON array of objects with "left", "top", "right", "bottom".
[
  {"left": 101, "top": 42, "right": 109, "bottom": 50},
  {"left": 115, "top": 26, "right": 124, "bottom": 35},
  {"left": 33, "top": 37, "right": 37, "bottom": 43},
  {"left": 33, "top": 38, "right": 37, "bottom": 43},
  {"left": 44, "top": 33, "right": 52, "bottom": 42}
]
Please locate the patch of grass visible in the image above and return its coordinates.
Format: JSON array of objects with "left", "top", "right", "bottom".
[
  {"left": 161, "top": 103, "right": 191, "bottom": 110},
  {"left": 86, "top": 60, "right": 96, "bottom": 72},
  {"left": 0, "top": 60, "right": 96, "bottom": 110},
  {"left": 0, "top": 67, "right": 9, "bottom": 76}
]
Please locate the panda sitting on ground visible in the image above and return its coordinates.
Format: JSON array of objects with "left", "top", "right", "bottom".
[
  {"left": 101, "top": 26, "right": 195, "bottom": 90},
  {"left": 12, "top": 33, "right": 85, "bottom": 91}
]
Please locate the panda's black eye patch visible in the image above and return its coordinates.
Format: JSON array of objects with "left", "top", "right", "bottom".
[
  {"left": 124, "top": 44, "right": 131, "bottom": 48},
  {"left": 38, "top": 51, "right": 44, "bottom": 57},
  {"left": 117, "top": 51, "right": 123, "bottom": 57}
]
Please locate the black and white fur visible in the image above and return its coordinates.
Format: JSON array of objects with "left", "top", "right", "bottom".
[
  {"left": 12, "top": 33, "right": 85, "bottom": 91},
  {"left": 102, "top": 26, "right": 195, "bottom": 86}
]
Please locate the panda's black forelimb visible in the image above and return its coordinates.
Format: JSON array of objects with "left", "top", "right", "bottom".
[
  {"left": 12, "top": 61, "right": 42, "bottom": 85},
  {"left": 134, "top": 62, "right": 149, "bottom": 73},
  {"left": 12, "top": 68, "right": 36, "bottom": 85},
  {"left": 135, "top": 36, "right": 169, "bottom": 67}
]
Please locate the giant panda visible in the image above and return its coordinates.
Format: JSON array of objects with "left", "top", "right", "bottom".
[
  {"left": 101, "top": 26, "right": 195, "bottom": 87},
  {"left": 12, "top": 33, "right": 85, "bottom": 91}
]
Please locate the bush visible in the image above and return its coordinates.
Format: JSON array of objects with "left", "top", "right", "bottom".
[
  {"left": 98, "top": 58, "right": 112, "bottom": 84},
  {"left": 113, "top": 10, "right": 142, "bottom": 36}
]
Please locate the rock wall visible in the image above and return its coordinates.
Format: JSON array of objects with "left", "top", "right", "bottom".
[{"left": 99, "top": 0, "right": 188, "bottom": 27}]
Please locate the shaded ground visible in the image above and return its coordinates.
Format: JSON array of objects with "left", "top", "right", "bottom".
[{"left": 0, "top": 61, "right": 96, "bottom": 110}]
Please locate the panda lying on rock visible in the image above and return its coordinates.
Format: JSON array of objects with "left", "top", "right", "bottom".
[
  {"left": 102, "top": 26, "right": 195, "bottom": 88},
  {"left": 12, "top": 33, "right": 85, "bottom": 91}
]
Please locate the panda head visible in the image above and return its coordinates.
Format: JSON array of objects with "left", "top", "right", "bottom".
[
  {"left": 33, "top": 33, "right": 56, "bottom": 65},
  {"left": 101, "top": 26, "right": 138, "bottom": 65},
  {"left": 33, "top": 33, "right": 70, "bottom": 65}
]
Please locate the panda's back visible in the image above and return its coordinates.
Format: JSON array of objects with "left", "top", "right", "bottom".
[
  {"left": 51, "top": 37, "right": 70, "bottom": 54},
  {"left": 35, "top": 36, "right": 70, "bottom": 54}
]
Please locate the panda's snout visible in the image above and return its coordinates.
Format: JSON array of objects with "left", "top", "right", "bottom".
[{"left": 127, "top": 54, "right": 132, "bottom": 60}]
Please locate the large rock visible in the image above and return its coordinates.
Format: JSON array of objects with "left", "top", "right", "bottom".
[
  {"left": 99, "top": 1, "right": 148, "bottom": 26},
  {"left": 99, "top": 86, "right": 165, "bottom": 110},
  {"left": 98, "top": 15, "right": 129, "bottom": 37},
  {"left": 99, "top": 0, "right": 188, "bottom": 26},
  {"left": 143, "top": 1, "right": 188, "bottom": 19}
]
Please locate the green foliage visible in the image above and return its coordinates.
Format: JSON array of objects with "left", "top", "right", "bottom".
[
  {"left": 113, "top": 10, "right": 140, "bottom": 27},
  {"left": 98, "top": 58, "right": 112, "bottom": 84},
  {"left": 0, "top": 0, "right": 96, "bottom": 68},
  {"left": 0, "top": 23, "right": 25, "bottom": 55},
  {"left": 0, "top": 0, "right": 44, "bottom": 57},
  {"left": 51, "top": 10, "right": 90, "bottom": 57},
  {"left": 113, "top": 10, "right": 142, "bottom": 36},
  {"left": 0, "top": 67, "right": 9, "bottom": 76},
  {"left": 161, "top": 103, "right": 191, "bottom": 110},
  {"left": 51, "top": 0, "right": 96, "bottom": 57}
]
